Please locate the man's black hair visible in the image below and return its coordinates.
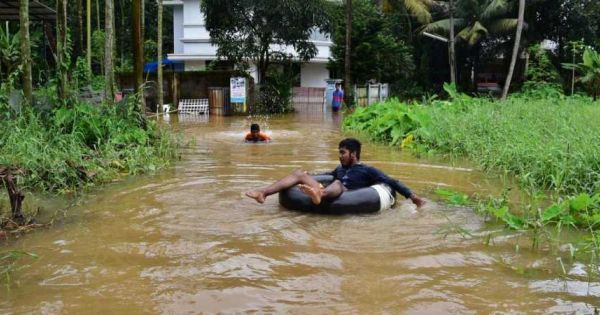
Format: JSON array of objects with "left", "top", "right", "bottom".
[
  {"left": 339, "top": 138, "right": 361, "bottom": 160},
  {"left": 250, "top": 123, "right": 260, "bottom": 132}
]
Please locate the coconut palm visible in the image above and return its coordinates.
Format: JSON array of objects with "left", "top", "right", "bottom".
[
  {"left": 382, "top": 0, "right": 435, "bottom": 24},
  {"left": 501, "top": 0, "right": 525, "bottom": 100},
  {"left": 420, "top": 0, "right": 519, "bottom": 46},
  {"left": 563, "top": 47, "right": 600, "bottom": 100},
  {"left": 419, "top": 0, "right": 520, "bottom": 89}
]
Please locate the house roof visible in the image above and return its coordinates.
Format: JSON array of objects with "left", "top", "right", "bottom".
[{"left": 0, "top": 0, "right": 56, "bottom": 20}]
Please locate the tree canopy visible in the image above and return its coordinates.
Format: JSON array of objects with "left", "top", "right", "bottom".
[
  {"left": 329, "top": 0, "right": 415, "bottom": 84},
  {"left": 200, "top": 0, "right": 332, "bottom": 84}
]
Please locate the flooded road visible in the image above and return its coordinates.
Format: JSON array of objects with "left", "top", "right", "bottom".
[{"left": 1, "top": 113, "right": 598, "bottom": 314}]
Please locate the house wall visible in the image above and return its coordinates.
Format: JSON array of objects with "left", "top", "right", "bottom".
[
  {"left": 173, "top": 6, "right": 184, "bottom": 54},
  {"left": 301, "top": 63, "right": 329, "bottom": 88},
  {"left": 166, "top": 0, "right": 331, "bottom": 87}
]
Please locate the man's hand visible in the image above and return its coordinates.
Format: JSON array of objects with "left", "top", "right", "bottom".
[{"left": 410, "top": 194, "right": 425, "bottom": 208}]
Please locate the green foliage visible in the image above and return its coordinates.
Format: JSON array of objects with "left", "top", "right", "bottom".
[
  {"left": 91, "top": 30, "right": 105, "bottom": 67},
  {"left": 344, "top": 88, "right": 600, "bottom": 196},
  {"left": 420, "top": 0, "right": 517, "bottom": 47},
  {"left": 0, "top": 99, "right": 179, "bottom": 192},
  {"left": 0, "top": 26, "right": 21, "bottom": 77},
  {"left": 435, "top": 188, "right": 471, "bottom": 205},
  {"left": 563, "top": 47, "right": 600, "bottom": 100},
  {"left": 0, "top": 250, "right": 37, "bottom": 289},
  {"left": 144, "top": 39, "right": 158, "bottom": 63},
  {"left": 329, "top": 0, "right": 415, "bottom": 84},
  {"left": 201, "top": 0, "right": 331, "bottom": 84},
  {"left": 73, "top": 57, "right": 92, "bottom": 89},
  {"left": 479, "top": 193, "right": 600, "bottom": 237},
  {"left": 253, "top": 68, "right": 294, "bottom": 114},
  {"left": 522, "top": 44, "right": 563, "bottom": 96}
]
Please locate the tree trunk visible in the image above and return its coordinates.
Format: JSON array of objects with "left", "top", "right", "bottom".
[
  {"left": 133, "top": 0, "right": 145, "bottom": 111},
  {"left": 87, "top": 0, "right": 92, "bottom": 72},
  {"left": 104, "top": 0, "right": 115, "bottom": 104},
  {"left": 78, "top": 0, "right": 84, "bottom": 55},
  {"left": 19, "top": 0, "right": 33, "bottom": 106},
  {"left": 374, "top": 0, "right": 383, "bottom": 12},
  {"left": 141, "top": 0, "right": 145, "bottom": 40},
  {"left": 448, "top": 0, "right": 456, "bottom": 84},
  {"left": 344, "top": 0, "right": 353, "bottom": 106},
  {"left": 120, "top": 0, "right": 125, "bottom": 66},
  {"left": 96, "top": 0, "right": 101, "bottom": 30},
  {"left": 0, "top": 167, "right": 25, "bottom": 222},
  {"left": 157, "top": 0, "right": 163, "bottom": 109},
  {"left": 501, "top": 0, "right": 525, "bottom": 100},
  {"left": 56, "top": 0, "right": 69, "bottom": 103}
]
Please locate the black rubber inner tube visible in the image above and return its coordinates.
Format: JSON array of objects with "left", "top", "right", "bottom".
[{"left": 278, "top": 175, "right": 395, "bottom": 215}]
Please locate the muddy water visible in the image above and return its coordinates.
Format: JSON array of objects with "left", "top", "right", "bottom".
[{"left": 1, "top": 113, "right": 599, "bottom": 314}]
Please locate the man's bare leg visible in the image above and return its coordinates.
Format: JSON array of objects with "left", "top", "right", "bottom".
[
  {"left": 245, "top": 169, "right": 322, "bottom": 203},
  {"left": 299, "top": 180, "right": 344, "bottom": 204}
]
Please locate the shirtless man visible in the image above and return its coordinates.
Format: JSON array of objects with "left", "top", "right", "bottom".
[
  {"left": 245, "top": 123, "right": 271, "bottom": 142},
  {"left": 245, "top": 138, "right": 424, "bottom": 207}
]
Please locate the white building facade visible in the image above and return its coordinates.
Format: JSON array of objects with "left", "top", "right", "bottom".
[{"left": 164, "top": 0, "right": 332, "bottom": 88}]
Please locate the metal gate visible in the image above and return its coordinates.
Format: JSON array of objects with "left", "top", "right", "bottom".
[{"left": 292, "top": 87, "right": 325, "bottom": 115}]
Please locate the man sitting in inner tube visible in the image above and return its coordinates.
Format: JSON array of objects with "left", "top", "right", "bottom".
[
  {"left": 245, "top": 123, "right": 271, "bottom": 142},
  {"left": 245, "top": 138, "right": 424, "bottom": 207}
]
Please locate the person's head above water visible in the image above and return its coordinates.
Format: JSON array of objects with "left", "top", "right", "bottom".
[
  {"left": 246, "top": 123, "right": 271, "bottom": 142},
  {"left": 338, "top": 138, "right": 361, "bottom": 167}
]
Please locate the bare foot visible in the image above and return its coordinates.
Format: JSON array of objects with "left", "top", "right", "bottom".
[
  {"left": 245, "top": 190, "right": 266, "bottom": 203},
  {"left": 298, "top": 184, "right": 322, "bottom": 205}
]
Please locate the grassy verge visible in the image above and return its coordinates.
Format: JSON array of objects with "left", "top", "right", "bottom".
[
  {"left": 0, "top": 97, "right": 180, "bottom": 223},
  {"left": 343, "top": 85, "right": 600, "bottom": 274}
]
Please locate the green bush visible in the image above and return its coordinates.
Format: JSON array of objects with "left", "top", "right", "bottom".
[
  {"left": 0, "top": 99, "right": 179, "bottom": 192},
  {"left": 344, "top": 85, "right": 600, "bottom": 196}
]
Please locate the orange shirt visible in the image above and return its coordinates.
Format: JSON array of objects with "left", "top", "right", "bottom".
[{"left": 245, "top": 132, "right": 271, "bottom": 142}]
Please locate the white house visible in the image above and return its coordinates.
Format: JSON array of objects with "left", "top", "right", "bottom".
[{"left": 164, "top": 0, "right": 333, "bottom": 88}]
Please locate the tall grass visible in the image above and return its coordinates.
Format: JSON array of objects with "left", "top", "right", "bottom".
[
  {"left": 344, "top": 89, "right": 600, "bottom": 196},
  {"left": 0, "top": 99, "right": 180, "bottom": 193},
  {"left": 344, "top": 87, "right": 600, "bottom": 264}
]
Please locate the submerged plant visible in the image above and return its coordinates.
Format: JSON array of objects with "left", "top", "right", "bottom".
[{"left": 0, "top": 250, "right": 37, "bottom": 290}]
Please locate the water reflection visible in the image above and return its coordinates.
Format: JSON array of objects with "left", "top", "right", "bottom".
[{"left": 0, "top": 114, "right": 598, "bottom": 314}]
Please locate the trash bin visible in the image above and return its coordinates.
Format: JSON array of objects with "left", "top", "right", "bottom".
[{"left": 208, "top": 87, "right": 231, "bottom": 116}]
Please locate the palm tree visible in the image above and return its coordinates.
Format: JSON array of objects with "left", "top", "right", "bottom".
[
  {"left": 563, "top": 48, "right": 600, "bottom": 100},
  {"left": 87, "top": 0, "right": 92, "bottom": 72},
  {"left": 104, "top": 0, "right": 115, "bottom": 104},
  {"left": 421, "top": 0, "right": 518, "bottom": 46},
  {"left": 132, "top": 0, "right": 144, "bottom": 111},
  {"left": 19, "top": 0, "right": 32, "bottom": 106},
  {"left": 56, "top": 0, "right": 68, "bottom": 102},
  {"left": 383, "top": 0, "right": 435, "bottom": 24},
  {"left": 157, "top": 0, "right": 164, "bottom": 109},
  {"left": 448, "top": 0, "right": 456, "bottom": 84},
  {"left": 501, "top": 0, "right": 525, "bottom": 100},
  {"left": 344, "top": 0, "right": 352, "bottom": 106},
  {"left": 420, "top": 0, "right": 520, "bottom": 88}
]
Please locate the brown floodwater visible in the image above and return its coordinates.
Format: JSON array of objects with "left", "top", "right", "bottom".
[{"left": 1, "top": 113, "right": 599, "bottom": 314}]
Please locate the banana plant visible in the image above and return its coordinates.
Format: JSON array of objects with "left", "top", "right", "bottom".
[
  {"left": 563, "top": 47, "right": 600, "bottom": 101},
  {"left": 0, "top": 26, "right": 21, "bottom": 78}
]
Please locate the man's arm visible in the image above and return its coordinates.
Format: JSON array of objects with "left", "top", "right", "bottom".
[
  {"left": 310, "top": 166, "right": 339, "bottom": 178},
  {"left": 368, "top": 166, "right": 424, "bottom": 207}
]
